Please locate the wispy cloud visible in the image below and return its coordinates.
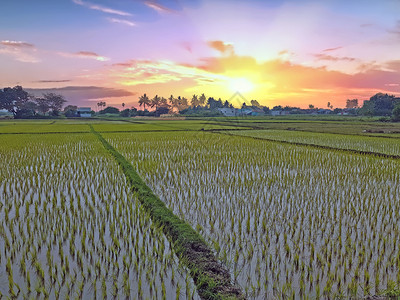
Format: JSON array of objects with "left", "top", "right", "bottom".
[
  {"left": 34, "top": 80, "right": 72, "bottom": 83},
  {"left": 72, "top": 0, "right": 132, "bottom": 16},
  {"left": 1, "top": 40, "right": 35, "bottom": 48},
  {"left": 314, "top": 53, "right": 356, "bottom": 62},
  {"left": 323, "top": 46, "right": 343, "bottom": 52},
  {"left": 58, "top": 51, "right": 109, "bottom": 61},
  {"left": 0, "top": 40, "right": 39, "bottom": 63},
  {"left": 106, "top": 17, "right": 136, "bottom": 27},
  {"left": 144, "top": 1, "right": 174, "bottom": 14}
]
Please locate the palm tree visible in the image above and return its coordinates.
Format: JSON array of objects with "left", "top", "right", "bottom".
[
  {"left": 97, "top": 101, "right": 106, "bottom": 112},
  {"left": 191, "top": 94, "right": 199, "bottom": 107},
  {"left": 168, "top": 95, "right": 175, "bottom": 106},
  {"left": 180, "top": 97, "right": 189, "bottom": 110},
  {"left": 138, "top": 94, "right": 150, "bottom": 110},
  {"left": 199, "top": 93, "right": 206, "bottom": 107},
  {"left": 160, "top": 97, "right": 169, "bottom": 108},
  {"left": 151, "top": 95, "right": 161, "bottom": 109}
]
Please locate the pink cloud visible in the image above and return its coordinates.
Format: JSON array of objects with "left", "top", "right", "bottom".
[
  {"left": 314, "top": 53, "right": 357, "bottom": 62},
  {"left": 0, "top": 40, "right": 39, "bottom": 63},
  {"left": 323, "top": 46, "right": 343, "bottom": 52},
  {"left": 58, "top": 51, "right": 109, "bottom": 61},
  {"left": 1, "top": 40, "right": 35, "bottom": 48},
  {"left": 144, "top": 1, "right": 174, "bottom": 14}
]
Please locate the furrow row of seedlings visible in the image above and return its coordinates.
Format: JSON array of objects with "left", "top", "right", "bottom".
[
  {"left": 107, "top": 131, "right": 400, "bottom": 299},
  {"left": 0, "top": 134, "right": 198, "bottom": 299}
]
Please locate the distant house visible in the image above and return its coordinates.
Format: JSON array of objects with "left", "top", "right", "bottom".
[
  {"left": 271, "top": 110, "right": 289, "bottom": 116},
  {"left": 218, "top": 108, "right": 237, "bottom": 117},
  {"left": 318, "top": 109, "right": 331, "bottom": 114},
  {"left": 217, "top": 107, "right": 265, "bottom": 117},
  {"left": 77, "top": 107, "right": 92, "bottom": 118},
  {"left": 249, "top": 107, "right": 264, "bottom": 116}
]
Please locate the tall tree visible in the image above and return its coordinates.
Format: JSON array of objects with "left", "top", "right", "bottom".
[
  {"left": 392, "top": 102, "right": 400, "bottom": 121},
  {"left": 138, "top": 94, "right": 150, "bottom": 110},
  {"left": 0, "top": 86, "right": 30, "bottom": 116},
  {"left": 199, "top": 93, "right": 206, "bottom": 107},
  {"left": 42, "top": 93, "right": 66, "bottom": 113},
  {"left": 168, "top": 95, "right": 179, "bottom": 110},
  {"left": 346, "top": 99, "right": 358, "bottom": 109},
  {"left": 190, "top": 94, "right": 199, "bottom": 107},
  {"left": 35, "top": 97, "right": 50, "bottom": 115},
  {"left": 151, "top": 95, "right": 161, "bottom": 109},
  {"left": 160, "top": 97, "right": 170, "bottom": 109},
  {"left": 179, "top": 97, "right": 189, "bottom": 110}
]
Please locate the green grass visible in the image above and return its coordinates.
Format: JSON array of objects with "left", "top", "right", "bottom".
[
  {"left": 106, "top": 130, "right": 400, "bottom": 299},
  {"left": 227, "top": 129, "right": 400, "bottom": 157},
  {"left": 211, "top": 119, "right": 400, "bottom": 137},
  {"left": 90, "top": 125, "right": 244, "bottom": 299}
]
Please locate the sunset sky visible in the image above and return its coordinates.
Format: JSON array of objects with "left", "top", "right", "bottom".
[{"left": 1, "top": 0, "right": 399, "bottom": 109}]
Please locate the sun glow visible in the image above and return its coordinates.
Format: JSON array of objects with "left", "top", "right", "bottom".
[{"left": 229, "top": 77, "right": 255, "bottom": 93}]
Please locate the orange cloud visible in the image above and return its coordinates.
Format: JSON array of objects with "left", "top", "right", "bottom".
[
  {"left": 93, "top": 41, "right": 400, "bottom": 108},
  {"left": 111, "top": 59, "right": 228, "bottom": 87},
  {"left": 179, "top": 48, "right": 400, "bottom": 107},
  {"left": 208, "top": 41, "right": 235, "bottom": 55}
]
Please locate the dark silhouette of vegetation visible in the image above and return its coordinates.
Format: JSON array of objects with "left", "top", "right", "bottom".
[
  {"left": 346, "top": 99, "right": 358, "bottom": 109},
  {"left": 97, "top": 101, "right": 106, "bottom": 111},
  {"left": 99, "top": 106, "right": 120, "bottom": 114},
  {"left": 360, "top": 93, "right": 398, "bottom": 116},
  {"left": 63, "top": 105, "right": 78, "bottom": 117},
  {"left": 392, "top": 102, "right": 400, "bottom": 122},
  {"left": 0, "top": 86, "right": 66, "bottom": 118},
  {"left": 138, "top": 94, "right": 151, "bottom": 110},
  {"left": 2, "top": 86, "right": 399, "bottom": 120}
]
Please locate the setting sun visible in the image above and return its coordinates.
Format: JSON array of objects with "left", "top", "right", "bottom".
[{"left": 229, "top": 78, "right": 255, "bottom": 94}]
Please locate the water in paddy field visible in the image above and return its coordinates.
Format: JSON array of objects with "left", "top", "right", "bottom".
[
  {"left": 0, "top": 134, "right": 200, "bottom": 299},
  {"left": 106, "top": 131, "right": 400, "bottom": 299}
]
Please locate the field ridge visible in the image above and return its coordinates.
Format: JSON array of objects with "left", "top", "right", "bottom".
[{"left": 218, "top": 131, "right": 400, "bottom": 160}]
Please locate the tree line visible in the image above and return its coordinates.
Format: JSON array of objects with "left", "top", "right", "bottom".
[
  {"left": 0, "top": 86, "right": 66, "bottom": 118},
  {"left": 96, "top": 93, "right": 271, "bottom": 117},
  {"left": 2, "top": 86, "right": 399, "bottom": 120}
]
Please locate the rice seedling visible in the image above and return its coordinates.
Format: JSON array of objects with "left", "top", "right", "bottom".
[
  {"left": 0, "top": 133, "right": 198, "bottom": 299},
  {"left": 229, "top": 129, "right": 400, "bottom": 157},
  {"left": 106, "top": 130, "right": 400, "bottom": 298}
]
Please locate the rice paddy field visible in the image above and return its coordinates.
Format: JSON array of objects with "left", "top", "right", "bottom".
[
  {"left": 0, "top": 133, "right": 198, "bottom": 299},
  {"left": 1, "top": 117, "right": 399, "bottom": 299}
]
